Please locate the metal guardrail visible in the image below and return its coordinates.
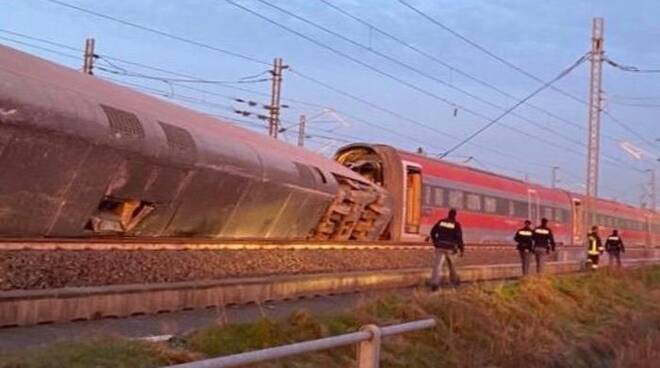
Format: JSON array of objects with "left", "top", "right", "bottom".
[{"left": 164, "top": 319, "right": 436, "bottom": 368}]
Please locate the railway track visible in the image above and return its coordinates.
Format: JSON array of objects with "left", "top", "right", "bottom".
[{"left": 0, "top": 238, "right": 627, "bottom": 251}]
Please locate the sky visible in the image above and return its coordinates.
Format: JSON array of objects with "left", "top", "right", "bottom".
[{"left": 2, "top": 0, "right": 659, "bottom": 207}]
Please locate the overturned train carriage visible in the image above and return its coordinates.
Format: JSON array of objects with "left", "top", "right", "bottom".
[{"left": 0, "top": 45, "right": 391, "bottom": 240}]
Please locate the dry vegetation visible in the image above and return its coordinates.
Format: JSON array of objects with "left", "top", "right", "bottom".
[{"left": 1, "top": 266, "right": 659, "bottom": 367}]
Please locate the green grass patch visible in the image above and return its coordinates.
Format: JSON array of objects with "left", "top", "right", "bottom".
[{"left": 2, "top": 266, "right": 660, "bottom": 367}]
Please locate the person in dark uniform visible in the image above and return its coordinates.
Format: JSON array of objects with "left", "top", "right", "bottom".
[
  {"left": 514, "top": 220, "right": 534, "bottom": 276},
  {"left": 586, "top": 226, "right": 604, "bottom": 270},
  {"left": 532, "top": 218, "right": 555, "bottom": 273},
  {"left": 604, "top": 229, "right": 624, "bottom": 267},
  {"left": 429, "top": 208, "right": 464, "bottom": 291}
]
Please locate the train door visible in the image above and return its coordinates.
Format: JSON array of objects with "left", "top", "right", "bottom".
[
  {"left": 572, "top": 198, "right": 584, "bottom": 245},
  {"left": 644, "top": 214, "right": 652, "bottom": 247},
  {"left": 527, "top": 189, "right": 540, "bottom": 225},
  {"left": 402, "top": 162, "right": 422, "bottom": 236}
]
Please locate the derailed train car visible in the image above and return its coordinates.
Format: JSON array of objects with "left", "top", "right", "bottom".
[
  {"left": 336, "top": 143, "right": 660, "bottom": 246},
  {"left": 0, "top": 45, "right": 391, "bottom": 240}
]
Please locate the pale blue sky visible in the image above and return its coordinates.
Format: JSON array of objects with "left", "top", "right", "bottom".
[{"left": 3, "top": 0, "right": 659, "bottom": 206}]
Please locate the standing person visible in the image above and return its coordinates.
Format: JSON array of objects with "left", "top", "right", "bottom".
[
  {"left": 532, "top": 218, "right": 555, "bottom": 273},
  {"left": 514, "top": 220, "right": 534, "bottom": 276},
  {"left": 586, "top": 226, "right": 604, "bottom": 270},
  {"left": 604, "top": 229, "right": 624, "bottom": 267},
  {"left": 429, "top": 208, "right": 464, "bottom": 291}
]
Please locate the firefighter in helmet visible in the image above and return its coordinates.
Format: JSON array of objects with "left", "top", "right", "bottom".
[{"left": 586, "top": 225, "right": 604, "bottom": 270}]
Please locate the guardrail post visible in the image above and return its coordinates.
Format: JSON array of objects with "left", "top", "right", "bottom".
[{"left": 357, "top": 324, "right": 382, "bottom": 368}]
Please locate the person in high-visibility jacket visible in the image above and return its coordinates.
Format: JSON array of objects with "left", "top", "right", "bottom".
[
  {"left": 604, "top": 229, "right": 625, "bottom": 267},
  {"left": 514, "top": 220, "right": 534, "bottom": 276},
  {"left": 586, "top": 226, "right": 604, "bottom": 270}
]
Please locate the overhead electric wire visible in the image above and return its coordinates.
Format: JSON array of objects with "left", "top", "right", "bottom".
[
  {"left": 397, "top": 0, "right": 589, "bottom": 106},
  {"left": 317, "top": 0, "right": 589, "bottom": 134},
  {"left": 108, "top": 77, "right": 360, "bottom": 147},
  {"left": 227, "top": 0, "right": 645, "bottom": 172},
  {"left": 44, "top": 0, "right": 270, "bottom": 66},
  {"left": 226, "top": 1, "right": 585, "bottom": 153},
  {"left": 96, "top": 64, "right": 269, "bottom": 85},
  {"left": 439, "top": 53, "right": 590, "bottom": 158},
  {"left": 604, "top": 57, "right": 660, "bottom": 73},
  {"left": 256, "top": 0, "right": 586, "bottom": 148},
  {"left": 602, "top": 109, "right": 658, "bottom": 149},
  {"left": 609, "top": 101, "right": 660, "bottom": 108},
  {"left": 397, "top": 0, "right": 657, "bottom": 156},
  {"left": 0, "top": 35, "right": 80, "bottom": 60}
]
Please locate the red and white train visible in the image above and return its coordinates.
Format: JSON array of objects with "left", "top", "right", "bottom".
[{"left": 336, "top": 144, "right": 660, "bottom": 246}]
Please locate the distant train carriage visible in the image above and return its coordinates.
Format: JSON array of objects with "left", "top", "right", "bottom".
[
  {"left": 336, "top": 143, "right": 659, "bottom": 246},
  {"left": 0, "top": 45, "right": 391, "bottom": 240}
]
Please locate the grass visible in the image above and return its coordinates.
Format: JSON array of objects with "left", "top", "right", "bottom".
[{"left": 2, "top": 266, "right": 660, "bottom": 367}]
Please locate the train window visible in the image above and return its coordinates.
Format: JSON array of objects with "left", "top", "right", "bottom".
[
  {"left": 448, "top": 190, "right": 463, "bottom": 209},
  {"left": 433, "top": 187, "right": 445, "bottom": 207},
  {"left": 423, "top": 185, "right": 432, "bottom": 206},
  {"left": 466, "top": 194, "right": 481, "bottom": 211},
  {"left": 513, "top": 201, "right": 528, "bottom": 218},
  {"left": 484, "top": 197, "right": 497, "bottom": 213},
  {"left": 509, "top": 201, "right": 515, "bottom": 216},
  {"left": 543, "top": 207, "right": 553, "bottom": 221},
  {"left": 555, "top": 208, "right": 563, "bottom": 222}
]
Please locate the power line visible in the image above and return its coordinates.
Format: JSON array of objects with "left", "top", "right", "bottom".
[
  {"left": 609, "top": 101, "right": 660, "bottom": 108},
  {"left": 227, "top": 1, "right": 582, "bottom": 152},
  {"left": 317, "top": 0, "right": 589, "bottom": 134},
  {"left": 397, "top": 0, "right": 589, "bottom": 106},
  {"left": 440, "top": 53, "right": 590, "bottom": 158},
  {"left": 602, "top": 109, "right": 658, "bottom": 149},
  {"left": 96, "top": 64, "right": 269, "bottom": 85},
  {"left": 604, "top": 57, "right": 660, "bottom": 73},
  {"left": 397, "top": 0, "right": 657, "bottom": 155},
  {"left": 0, "top": 35, "right": 80, "bottom": 60},
  {"left": 44, "top": 0, "right": 270, "bottom": 66},
  {"left": 256, "top": 0, "right": 588, "bottom": 148},
  {"left": 226, "top": 0, "right": 643, "bottom": 172}
]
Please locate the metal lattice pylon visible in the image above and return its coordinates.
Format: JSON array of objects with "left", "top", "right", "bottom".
[{"left": 585, "top": 17, "right": 604, "bottom": 227}]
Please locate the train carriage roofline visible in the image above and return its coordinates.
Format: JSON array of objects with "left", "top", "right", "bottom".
[{"left": 0, "top": 45, "right": 392, "bottom": 240}]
